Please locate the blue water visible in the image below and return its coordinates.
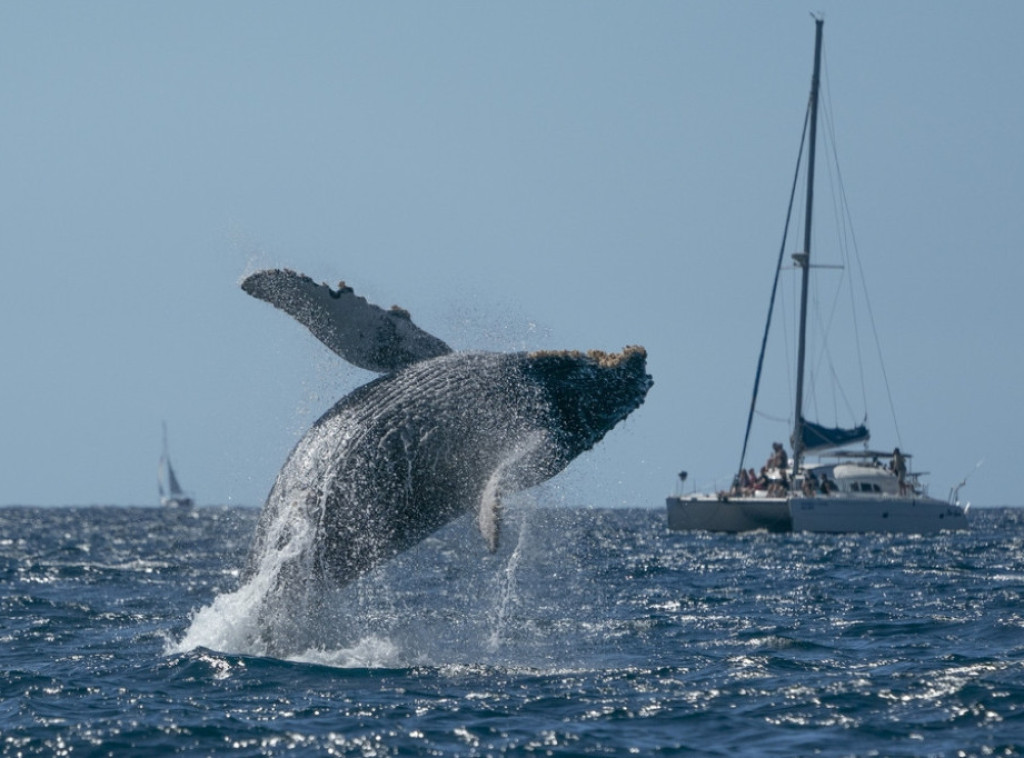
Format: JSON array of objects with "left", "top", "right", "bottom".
[{"left": 2, "top": 504, "right": 1022, "bottom": 756}]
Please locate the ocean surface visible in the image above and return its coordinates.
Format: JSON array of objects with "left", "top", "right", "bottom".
[{"left": 1, "top": 503, "right": 1022, "bottom": 756}]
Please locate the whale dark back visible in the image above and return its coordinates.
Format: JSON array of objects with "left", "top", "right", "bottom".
[{"left": 247, "top": 348, "right": 651, "bottom": 588}]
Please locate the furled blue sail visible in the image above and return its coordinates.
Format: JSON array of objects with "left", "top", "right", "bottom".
[{"left": 800, "top": 418, "right": 869, "bottom": 453}]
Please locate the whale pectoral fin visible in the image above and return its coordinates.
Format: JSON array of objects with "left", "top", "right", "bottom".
[
  {"left": 241, "top": 269, "right": 452, "bottom": 373},
  {"left": 477, "top": 491, "right": 502, "bottom": 553}
]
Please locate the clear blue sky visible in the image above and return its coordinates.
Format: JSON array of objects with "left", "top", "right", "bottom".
[{"left": 2, "top": 2, "right": 1021, "bottom": 508}]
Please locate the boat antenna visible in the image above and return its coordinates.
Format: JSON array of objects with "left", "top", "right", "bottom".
[{"left": 791, "top": 16, "right": 824, "bottom": 483}]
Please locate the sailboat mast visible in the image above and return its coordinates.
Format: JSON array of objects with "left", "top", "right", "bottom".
[{"left": 792, "top": 17, "right": 824, "bottom": 480}]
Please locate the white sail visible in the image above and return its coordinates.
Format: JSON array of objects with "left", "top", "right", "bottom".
[{"left": 159, "top": 423, "right": 194, "bottom": 508}]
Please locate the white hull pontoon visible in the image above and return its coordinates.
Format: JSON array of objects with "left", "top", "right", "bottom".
[{"left": 667, "top": 495, "right": 967, "bottom": 534}]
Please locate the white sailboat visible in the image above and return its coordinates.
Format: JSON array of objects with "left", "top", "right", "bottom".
[
  {"left": 666, "top": 18, "right": 969, "bottom": 534},
  {"left": 158, "top": 422, "right": 194, "bottom": 509}
]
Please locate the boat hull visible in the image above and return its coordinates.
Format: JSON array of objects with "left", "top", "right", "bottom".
[
  {"left": 666, "top": 496, "right": 791, "bottom": 532},
  {"left": 666, "top": 495, "right": 968, "bottom": 534},
  {"left": 788, "top": 496, "right": 968, "bottom": 533},
  {"left": 161, "top": 496, "right": 194, "bottom": 509}
]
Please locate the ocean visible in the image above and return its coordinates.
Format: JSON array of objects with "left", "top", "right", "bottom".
[{"left": 1, "top": 503, "right": 1021, "bottom": 756}]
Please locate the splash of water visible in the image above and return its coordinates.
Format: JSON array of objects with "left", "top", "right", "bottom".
[
  {"left": 487, "top": 503, "right": 531, "bottom": 654},
  {"left": 170, "top": 435, "right": 547, "bottom": 665},
  {"left": 169, "top": 496, "right": 318, "bottom": 658}
]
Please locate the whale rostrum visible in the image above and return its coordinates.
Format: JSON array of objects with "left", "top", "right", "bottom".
[{"left": 242, "top": 269, "right": 652, "bottom": 591}]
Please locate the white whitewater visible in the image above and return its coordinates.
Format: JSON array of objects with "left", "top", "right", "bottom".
[{"left": 169, "top": 439, "right": 545, "bottom": 666}]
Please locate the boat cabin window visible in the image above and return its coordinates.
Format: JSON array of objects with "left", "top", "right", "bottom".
[{"left": 850, "top": 482, "right": 882, "bottom": 493}]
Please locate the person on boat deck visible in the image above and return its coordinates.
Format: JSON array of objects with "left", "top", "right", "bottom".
[
  {"left": 767, "top": 442, "right": 790, "bottom": 490},
  {"left": 891, "top": 447, "right": 908, "bottom": 494},
  {"left": 737, "top": 468, "right": 752, "bottom": 493},
  {"left": 729, "top": 474, "right": 742, "bottom": 497},
  {"left": 767, "top": 442, "right": 788, "bottom": 471},
  {"left": 755, "top": 467, "right": 769, "bottom": 491},
  {"left": 802, "top": 470, "right": 818, "bottom": 496}
]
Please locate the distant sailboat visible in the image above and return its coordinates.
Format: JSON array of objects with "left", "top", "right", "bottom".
[{"left": 158, "top": 423, "right": 194, "bottom": 508}]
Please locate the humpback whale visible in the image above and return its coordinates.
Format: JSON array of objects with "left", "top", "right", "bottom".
[{"left": 241, "top": 269, "right": 652, "bottom": 598}]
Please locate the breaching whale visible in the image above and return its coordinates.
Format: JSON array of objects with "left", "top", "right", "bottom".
[{"left": 241, "top": 269, "right": 652, "bottom": 596}]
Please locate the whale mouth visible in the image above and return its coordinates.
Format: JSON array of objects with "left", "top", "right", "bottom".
[{"left": 522, "top": 345, "right": 653, "bottom": 457}]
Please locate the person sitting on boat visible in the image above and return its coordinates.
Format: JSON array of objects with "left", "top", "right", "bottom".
[
  {"left": 729, "top": 474, "right": 742, "bottom": 497},
  {"left": 891, "top": 447, "right": 908, "bottom": 494},
  {"left": 802, "top": 470, "right": 818, "bottom": 497},
  {"left": 820, "top": 476, "right": 836, "bottom": 495},
  {"left": 737, "top": 468, "right": 752, "bottom": 495},
  {"left": 754, "top": 467, "right": 769, "bottom": 491}
]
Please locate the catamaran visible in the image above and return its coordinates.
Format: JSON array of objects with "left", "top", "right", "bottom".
[{"left": 666, "top": 19, "right": 969, "bottom": 533}]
